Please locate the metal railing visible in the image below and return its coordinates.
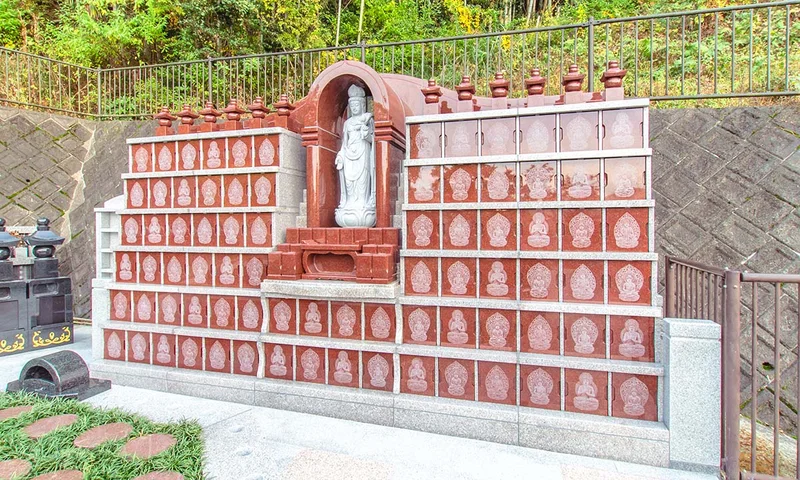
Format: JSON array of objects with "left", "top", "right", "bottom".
[
  {"left": 1, "top": 0, "right": 799, "bottom": 118},
  {"left": 666, "top": 256, "right": 800, "bottom": 480}
]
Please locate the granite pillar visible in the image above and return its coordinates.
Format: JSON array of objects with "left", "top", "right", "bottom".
[{"left": 663, "top": 317, "right": 721, "bottom": 474}]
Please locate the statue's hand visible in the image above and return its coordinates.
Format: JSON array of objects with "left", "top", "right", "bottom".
[{"left": 335, "top": 154, "right": 343, "bottom": 170}]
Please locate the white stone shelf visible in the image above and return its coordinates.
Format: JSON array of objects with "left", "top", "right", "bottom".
[
  {"left": 261, "top": 279, "right": 400, "bottom": 302},
  {"left": 404, "top": 148, "right": 652, "bottom": 167},
  {"left": 400, "top": 250, "right": 658, "bottom": 261},
  {"left": 405, "top": 98, "right": 651, "bottom": 124},
  {"left": 103, "top": 282, "right": 262, "bottom": 297},
  {"left": 402, "top": 200, "right": 656, "bottom": 210},
  {"left": 117, "top": 206, "right": 298, "bottom": 215},
  {"left": 96, "top": 319, "right": 262, "bottom": 342},
  {"left": 114, "top": 245, "right": 275, "bottom": 254},
  {"left": 126, "top": 127, "right": 302, "bottom": 144},
  {"left": 399, "top": 296, "right": 662, "bottom": 317},
  {"left": 121, "top": 165, "right": 305, "bottom": 179}
]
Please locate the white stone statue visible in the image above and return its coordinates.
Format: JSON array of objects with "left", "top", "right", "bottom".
[{"left": 334, "top": 84, "right": 376, "bottom": 227}]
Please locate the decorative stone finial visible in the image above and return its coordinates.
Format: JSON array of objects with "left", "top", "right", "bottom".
[
  {"left": 0, "top": 218, "right": 18, "bottom": 261},
  {"left": 199, "top": 101, "right": 222, "bottom": 124},
  {"left": 223, "top": 98, "right": 245, "bottom": 122},
  {"left": 489, "top": 72, "right": 510, "bottom": 98},
  {"left": 600, "top": 60, "right": 627, "bottom": 89},
  {"left": 154, "top": 106, "right": 176, "bottom": 127},
  {"left": 274, "top": 94, "right": 294, "bottom": 117},
  {"left": 177, "top": 104, "right": 199, "bottom": 125},
  {"left": 455, "top": 76, "right": 475, "bottom": 101},
  {"left": 247, "top": 97, "right": 268, "bottom": 119},
  {"left": 24, "top": 218, "right": 64, "bottom": 259},
  {"left": 421, "top": 79, "right": 442, "bottom": 105},
  {"left": 525, "top": 68, "right": 547, "bottom": 96},
  {"left": 562, "top": 64, "right": 585, "bottom": 93}
]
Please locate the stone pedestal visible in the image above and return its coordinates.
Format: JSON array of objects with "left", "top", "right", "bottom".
[{"left": 663, "top": 317, "right": 721, "bottom": 474}]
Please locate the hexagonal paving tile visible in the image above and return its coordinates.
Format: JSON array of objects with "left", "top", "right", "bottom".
[
  {"left": 132, "top": 472, "right": 185, "bottom": 480},
  {"left": 23, "top": 414, "right": 79, "bottom": 439},
  {"left": 119, "top": 434, "right": 177, "bottom": 460},
  {"left": 73, "top": 422, "right": 133, "bottom": 448},
  {"left": 0, "top": 405, "right": 33, "bottom": 422},
  {"left": 30, "top": 471, "right": 83, "bottom": 480},
  {"left": 0, "top": 459, "right": 32, "bottom": 479}
]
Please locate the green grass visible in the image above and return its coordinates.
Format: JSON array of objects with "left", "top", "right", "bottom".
[{"left": 0, "top": 392, "right": 205, "bottom": 480}]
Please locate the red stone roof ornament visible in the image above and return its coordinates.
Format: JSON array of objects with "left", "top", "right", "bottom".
[
  {"left": 177, "top": 104, "right": 199, "bottom": 126},
  {"left": 154, "top": 106, "right": 176, "bottom": 126},
  {"left": 274, "top": 94, "right": 294, "bottom": 117},
  {"left": 223, "top": 98, "right": 245, "bottom": 122},
  {"left": 273, "top": 94, "right": 294, "bottom": 129},
  {"left": 489, "top": 71, "right": 510, "bottom": 98},
  {"left": 455, "top": 75, "right": 476, "bottom": 101},
  {"left": 421, "top": 79, "right": 442, "bottom": 104},
  {"left": 600, "top": 60, "right": 627, "bottom": 89},
  {"left": 153, "top": 106, "right": 176, "bottom": 135},
  {"left": 562, "top": 64, "right": 585, "bottom": 93},
  {"left": 525, "top": 68, "right": 547, "bottom": 96},
  {"left": 199, "top": 101, "right": 221, "bottom": 124},
  {"left": 247, "top": 97, "right": 268, "bottom": 119}
]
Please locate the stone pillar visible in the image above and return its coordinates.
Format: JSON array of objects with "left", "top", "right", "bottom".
[{"left": 663, "top": 317, "right": 721, "bottom": 474}]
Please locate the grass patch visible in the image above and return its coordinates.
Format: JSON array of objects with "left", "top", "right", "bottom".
[{"left": 0, "top": 392, "right": 205, "bottom": 480}]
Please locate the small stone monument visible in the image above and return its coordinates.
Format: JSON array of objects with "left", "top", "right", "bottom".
[{"left": 7, "top": 350, "right": 110, "bottom": 400}]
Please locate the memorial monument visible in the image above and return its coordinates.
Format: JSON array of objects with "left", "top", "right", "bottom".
[{"left": 89, "top": 59, "right": 720, "bottom": 473}]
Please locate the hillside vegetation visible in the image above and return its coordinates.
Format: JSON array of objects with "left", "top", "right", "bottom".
[{"left": 2, "top": 0, "right": 747, "bottom": 67}]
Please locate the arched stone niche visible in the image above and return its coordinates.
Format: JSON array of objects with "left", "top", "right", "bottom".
[{"left": 296, "top": 61, "right": 409, "bottom": 228}]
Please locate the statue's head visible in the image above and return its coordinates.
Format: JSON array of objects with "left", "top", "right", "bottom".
[{"left": 347, "top": 84, "right": 366, "bottom": 115}]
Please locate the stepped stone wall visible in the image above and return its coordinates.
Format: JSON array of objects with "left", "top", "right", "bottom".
[
  {"left": 0, "top": 106, "right": 150, "bottom": 317},
  {"left": 0, "top": 104, "right": 797, "bottom": 311}
]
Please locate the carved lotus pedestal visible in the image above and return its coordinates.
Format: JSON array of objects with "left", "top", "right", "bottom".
[
  {"left": 267, "top": 227, "right": 400, "bottom": 283},
  {"left": 335, "top": 206, "right": 377, "bottom": 229}
]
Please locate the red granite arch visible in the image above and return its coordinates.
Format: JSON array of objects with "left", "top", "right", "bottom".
[{"left": 296, "top": 61, "right": 409, "bottom": 228}]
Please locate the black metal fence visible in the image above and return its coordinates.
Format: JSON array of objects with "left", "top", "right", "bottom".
[{"left": 1, "top": 0, "right": 798, "bottom": 118}]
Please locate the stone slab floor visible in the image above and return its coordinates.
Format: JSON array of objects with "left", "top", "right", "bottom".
[{"left": 0, "top": 326, "right": 718, "bottom": 480}]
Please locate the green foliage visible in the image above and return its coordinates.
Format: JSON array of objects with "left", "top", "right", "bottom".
[
  {"left": 0, "top": 392, "right": 205, "bottom": 479},
  {"left": 2, "top": 0, "right": 746, "bottom": 68}
]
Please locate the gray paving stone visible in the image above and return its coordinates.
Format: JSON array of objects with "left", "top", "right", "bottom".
[
  {"left": 706, "top": 168, "right": 756, "bottom": 204},
  {"left": 746, "top": 239, "right": 800, "bottom": 275},
  {"left": 660, "top": 215, "right": 712, "bottom": 257},
  {"left": 714, "top": 213, "right": 771, "bottom": 257},
  {"left": 728, "top": 146, "right": 783, "bottom": 183},
  {"left": 667, "top": 109, "right": 718, "bottom": 141},
  {"left": 678, "top": 146, "right": 724, "bottom": 184},
  {"left": 58, "top": 134, "right": 82, "bottom": 153},
  {"left": 0, "top": 175, "right": 28, "bottom": 197},
  {"left": 24, "top": 128, "right": 55, "bottom": 150},
  {"left": 12, "top": 190, "right": 41, "bottom": 211},
  {"left": 0, "top": 203, "right": 31, "bottom": 225},
  {"left": 38, "top": 119, "right": 68, "bottom": 138},
  {"left": 653, "top": 168, "right": 702, "bottom": 208},
  {"left": 750, "top": 122, "right": 800, "bottom": 159},
  {"left": 680, "top": 193, "right": 735, "bottom": 230},
  {"left": 696, "top": 124, "right": 749, "bottom": 161},
  {"left": 739, "top": 190, "right": 794, "bottom": 231},
  {"left": 719, "top": 108, "right": 770, "bottom": 138},
  {"left": 9, "top": 138, "right": 38, "bottom": 158},
  {"left": 760, "top": 166, "right": 800, "bottom": 207},
  {"left": 771, "top": 212, "right": 800, "bottom": 251},
  {"left": 29, "top": 178, "right": 60, "bottom": 199},
  {"left": 650, "top": 128, "right": 694, "bottom": 163},
  {"left": 6, "top": 115, "right": 36, "bottom": 136},
  {"left": 69, "top": 123, "right": 93, "bottom": 142}
]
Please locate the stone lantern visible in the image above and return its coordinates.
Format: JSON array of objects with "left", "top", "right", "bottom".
[
  {"left": 0, "top": 219, "right": 19, "bottom": 281},
  {"left": 24, "top": 218, "right": 64, "bottom": 279}
]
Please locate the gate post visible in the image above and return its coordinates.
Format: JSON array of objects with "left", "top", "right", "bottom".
[
  {"left": 722, "top": 270, "right": 742, "bottom": 480},
  {"left": 663, "top": 317, "right": 722, "bottom": 474}
]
